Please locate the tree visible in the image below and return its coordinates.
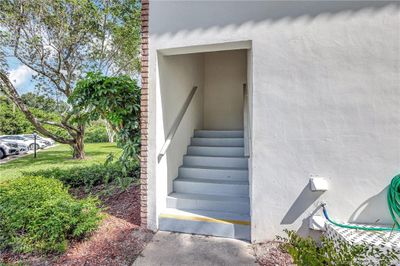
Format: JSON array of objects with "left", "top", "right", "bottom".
[
  {"left": 0, "top": 96, "right": 68, "bottom": 137},
  {"left": 0, "top": 0, "right": 141, "bottom": 159},
  {"left": 69, "top": 72, "right": 141, "bottom": 165},
  {"left": 21, "top": 92, "right": 68, "bottom": 114},
  {"left": 0, "top": 96, "right": 33, "bottom": 134},
  {"left": 103, "top": 119, "right": 116, "bottom": 143}
]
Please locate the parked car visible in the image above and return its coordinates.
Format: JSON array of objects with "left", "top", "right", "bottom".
[
  {"left": 19, "top": 134, "right": 55, "bottom": 146},
  {"left": 0, "top": 138, "right": 31, "bottom": 152},
  {"left": 16, "top": 142, "right": 29, "bottom": 154},
  {"left": 0, "top": 135, "right": 46, "bottom": 150},
  {"left": 0, "top": 141, "right": 19, "bottom": 159}
]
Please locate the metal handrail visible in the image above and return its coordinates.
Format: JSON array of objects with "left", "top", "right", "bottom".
[
  {"left": 243, "top": 83, "right": 250, "bottom": 157},
  {"left": 158, "top": 86, "right": 198, "bottom": 162}
]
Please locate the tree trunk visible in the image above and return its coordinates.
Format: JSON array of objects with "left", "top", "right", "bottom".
[
  {"left": 0, "top": 72, "right": 77, "bottom": 144},
  {"left": 104, "top": 120, "right": 115, "bottom": 143},
  {"left": 72, "top": 126, "right": 85, "bottom": 159},
  {"left": 1, "top": 72, "right": 90, "bottom": 159},
  {"left": 108, "top": 133, "right": 115, "bottom": 143}
]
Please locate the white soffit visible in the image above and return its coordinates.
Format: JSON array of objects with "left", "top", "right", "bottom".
[{"left": 158, "top": 40, "right": 252, "bottom": 56}]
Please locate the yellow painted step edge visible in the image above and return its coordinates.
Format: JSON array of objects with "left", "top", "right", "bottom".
[{"left": 160, "top": 213, "right": 251, "bottom": 225}]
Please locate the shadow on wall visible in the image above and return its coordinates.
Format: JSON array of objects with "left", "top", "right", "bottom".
[
  {"left": 157, "top": 52, "right": 205, "bottom": 195},
  {"left": 298, "top": 209, "right": 324, "bottom": 240},
  {"left": 280, "top": 185, "right": 393, "bottom": 237},
  {"left": 281, "top": 184, "right": 324, "bottom": 225},
  {"left": 152, "top": 1, "right": 399, "bottom": 35},
  {"left": 280, "top": 183, "right": 324, "bottom": 238},
  {"left": 349, "top": 187, "right": 392, "bottom": 225}
]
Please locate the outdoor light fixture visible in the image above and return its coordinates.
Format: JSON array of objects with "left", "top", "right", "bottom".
[
  {"left": 310, "top": 177, "right": 329, "bottom": 192},
  {"left": 33, "top": 132, "right": 37, "bottom": 158}
]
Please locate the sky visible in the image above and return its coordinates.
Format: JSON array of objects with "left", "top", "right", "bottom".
[
  {"left": 8, "top": 58, "right": 36, "bottom": 94},
  {"left": 1, "top": 24, "right": 36, "bottom": 94}
]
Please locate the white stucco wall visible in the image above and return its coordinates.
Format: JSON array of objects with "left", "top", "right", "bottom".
[
  {"left": 204, "top": 50, "right": 246, "bottom": 130},
  {"left": 153, "top": 53, "right": 204, "bottom": 227},
  {"left": 147, "top": 1, "right": 400, "bottom": 241}
]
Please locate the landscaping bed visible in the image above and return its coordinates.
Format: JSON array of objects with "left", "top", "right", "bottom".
[
  {"left": 0, "top": 150, "right": 152, "bottom": 266},
  {"left": 253, "top": 241, "right": 294, "bottom": 266},
  {"left": 1, "top": 183, "right": 153, "bottom": 265},
  {"left": 253, "top": 229, "right": 399, "bottom": 266}
]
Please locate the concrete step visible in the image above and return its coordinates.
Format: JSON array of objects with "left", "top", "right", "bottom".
[
  {"left": 174, "top": 178, "right": 249, "bottom": 197},
  {"left": 187, "top": 146, "right": 244, "bottom": 157},
  {"left": 159, "top": 208, "right": 250, "bottom": 240},
  {"left": 166, "top": 192, "right": 250, "bottom": 214},
  {"left": 194, "top": 130, "right": 244, "bottom": 138},
  {"left": 191, "top": 137, "right": 244, "bottom": 147},
  {"left": 183, "top": 155, "right": 248, "bottom": 169},
  {"left": 179, "top": 166, "right": 248, "bottom": 181}
]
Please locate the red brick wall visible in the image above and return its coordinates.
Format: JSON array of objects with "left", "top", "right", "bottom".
[{"left": 140, "top": 0, "right": 149, "bottom": 228}]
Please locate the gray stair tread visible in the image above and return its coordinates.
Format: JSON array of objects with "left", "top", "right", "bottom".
[
  {"left": 175, "top": 177, "right": 248, "bottom": 185},
  {"left": 192, "top": 137, "right": 244, "bottom": 140},
  {"left": 188, "top": 145, "right": 245, "bottom": 150},
  {"left": 184, "top": 155, "right": 247, "bottom": 159},
  {"left": 187, "top": 146, "right": 245, "bottom": 157},
  {"left": 160, "top": 208, "right": 250, "bottom": 223},
  {"left": 194, "top": 130, "right": 244, "bottom": 138},
  {"left": 188, "top": 145, "right": 244, "bottom": 148},
  {"left": 179, "top": 165, "right": 248, "bottom": 171},
  {"left": 195, "top": 130, "right": 244, "bottom": 132},
  {"left": 163, "top": 129, "right": 250, "bottom": 241},
  {"left": 168, "top": 192, "right": 250, "bottom": 202}
]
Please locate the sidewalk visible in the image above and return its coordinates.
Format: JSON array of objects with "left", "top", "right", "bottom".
[{"left": 133, "top": 231, "right": 257, "bottom": 266}]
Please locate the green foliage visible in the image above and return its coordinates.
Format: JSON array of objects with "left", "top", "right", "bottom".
[
  {"left": 0, "top": 0, "right": 141, "bottom": 158},
  {"left": 0, "top": 97, "right": 33, "bottom": 134},
  {"left": 1, "top": 0, "right": 141, "bottom": 83},
  {"left": 23, "top": 162, "right": 138, "bottom": 191},
  {"left": 98, "top": 0, "right": 142, "bottom": 75},
  {"left": 0, "top": 96, "right": 68, "bottom": 137},
  {"left": 278, "top": 229, "right": 398, "bottom": 266},
  {"left": 21, "top": 92, "right": 68, "bottom": 114},
  {"left": 0, "top": 32, "right": 6, "bottom": 71},
  {"left": 70, "top": 72, "right": 141, "bottom": 165},
  {"left": 0, "top": 176, "right": 103, "bottom": 254},
  {"left": 85, "top": 122, "right": 109, "bottom": 143}
]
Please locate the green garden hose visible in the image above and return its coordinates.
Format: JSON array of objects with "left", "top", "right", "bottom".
[
  {"left": 322, "top": 174, "right": 400, "bottom": 232},
  {"left": 387, "top": 174, "right": 400, "bottom": 228}
]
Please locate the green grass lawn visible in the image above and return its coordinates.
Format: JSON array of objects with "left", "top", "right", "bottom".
[{"left": 0, "top": 143, "right": 120, "bottom": 182}]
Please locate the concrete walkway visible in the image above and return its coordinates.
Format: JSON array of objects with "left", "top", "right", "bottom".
[{"left": 133, "top": 231, "right": 257, "bottom": 266}]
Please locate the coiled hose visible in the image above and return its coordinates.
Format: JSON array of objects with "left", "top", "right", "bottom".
[{"left": 322, "top": 174, "right": 400, "bottom": 232}]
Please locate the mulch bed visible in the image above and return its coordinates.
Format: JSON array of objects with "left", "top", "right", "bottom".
[
  {"left": 1, "top": 184, "right": 154, "bottom": 266},
  {"left": 253, "top": 241, "right": 294, "bottom": 266}
]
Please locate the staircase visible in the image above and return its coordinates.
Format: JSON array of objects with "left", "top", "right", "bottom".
[{"left": 159, "top": 130, "right": 250, "bottom": 240}]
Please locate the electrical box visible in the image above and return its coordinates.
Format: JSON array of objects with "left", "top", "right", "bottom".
[
  {"left": 310, "top": 177, "right": 329, "bottom": 191},
  {"left": 309, "top": 215, "right": 326, "bottom": 231}
]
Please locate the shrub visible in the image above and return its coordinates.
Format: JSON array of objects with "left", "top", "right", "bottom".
[
  {"left": 0, "top": 176, "right": 103, "bottom": 254},
  {"left": 277, "top": 229, "right": 398, "bottom": 266},
  {"left": 84, "top": 123, "right": 109, "bottom": 143},
  {"left": 23, "top": 162, "right": 139, "bottom": 191}
]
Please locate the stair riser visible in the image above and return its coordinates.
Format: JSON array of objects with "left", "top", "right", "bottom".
[
  {"left": 174, "top": 181, "right": 249, "bottom": 197},
  {"left": 187, "top": 146, "right": 244, "bottom": 157},
  {"left": 166, "top": 197, "right": 249, "bottom": 214},
  {"left": 179, "top": 167, "right": 248, "bottom": 181},
  {"left": 159, "top": 218, "right": 250, "bottom": 240},
  {"left": 191, "top": 138, "right": 244, "bottom": 147},
  {"left": 183, "top": 156, "right": 248, "bottom": 169},
  {"left": 194, "top": 130, "right": 244, "bottom": 138}
]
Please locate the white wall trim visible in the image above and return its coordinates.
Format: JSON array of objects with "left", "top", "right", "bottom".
[{"left": 159, "top": 40, "right": 252, "bottom": 56}]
